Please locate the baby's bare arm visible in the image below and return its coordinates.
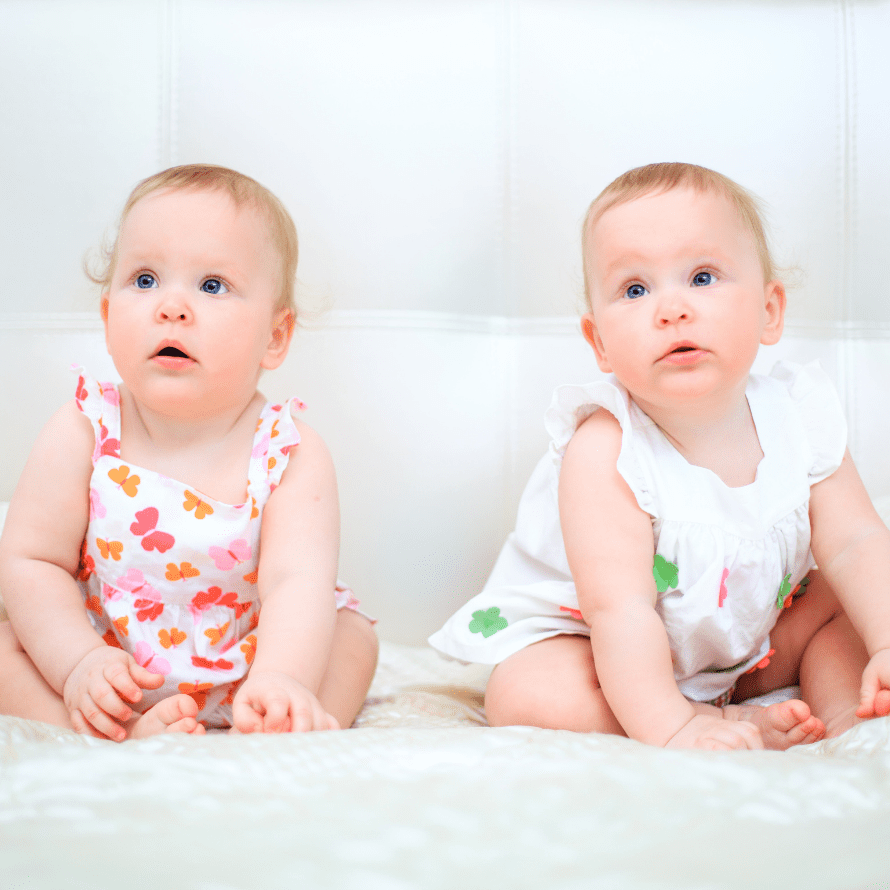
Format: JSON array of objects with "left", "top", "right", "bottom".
[
  {"left": 232, "top": 418, "right": 340, "bottom": 733},
  {"left": 810, "top": 450, "right": 890, "bottom": 715},
  {"left": 0, "top": 402, "right": 106, "bottom": 692},
  {"left": 560, "top": 412, "right": 760, "bottom": 750}
]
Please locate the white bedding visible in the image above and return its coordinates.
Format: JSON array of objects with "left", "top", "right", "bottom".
[{"left": 2, "top": 641, "right": 890, "bottom": 889}]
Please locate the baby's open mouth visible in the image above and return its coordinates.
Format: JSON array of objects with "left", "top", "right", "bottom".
[{"left": 157, "top": 346, "right": 190, "bottom": 359}]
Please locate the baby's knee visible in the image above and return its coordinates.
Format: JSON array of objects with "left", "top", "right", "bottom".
[
  {"left": 484, "top": 657, "right": 619, "bottom": 734},
  {"left": 336, "top": 609, "right": 379, "bottom": 673}
]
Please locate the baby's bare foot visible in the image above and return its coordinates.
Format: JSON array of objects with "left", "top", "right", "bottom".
[
  {"left": 127, "top": 694, "right": 206, "bottom": 740},
  {"left": 723, "top": 699, "right": 825, "bottom": 750}
]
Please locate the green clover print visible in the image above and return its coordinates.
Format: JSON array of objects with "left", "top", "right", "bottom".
[
  {"left": 653, "top": 554, "right": 679, "bottom": 593},
  {"left": 469, "top": 607, "right": 508, "bottom": 638},
  {"left": 776, "top": 573, "right": 792, "bottom": 609}
]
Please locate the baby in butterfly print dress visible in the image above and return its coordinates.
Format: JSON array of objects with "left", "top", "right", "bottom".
[{"left": 0, "top": 165, "right": 378, "bottom": 740}]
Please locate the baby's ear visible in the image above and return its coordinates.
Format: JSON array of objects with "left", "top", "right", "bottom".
[
  {"left": 760, "top": 280, "right": 786, "bottom": 346},
  {"left": 581, "top": 312, "right": 612, "bottom": 373},
  {"left": 261, "top": 308, "right": 295, "bottom": 370}
]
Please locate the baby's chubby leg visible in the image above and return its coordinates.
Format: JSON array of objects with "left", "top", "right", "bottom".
[
  {"left": 732, "top": 571, "right": 870, "bottom": 739},
  {"left": 0, "top": 620, "right": 203, "bottom": 740},
  {"left": 484, "top": 634, "right": 625, "bottom": 733},
  {"left": 484, "top": 633, "right": 822, "bottom": 749},
  {"left": 0, "top": 620, "right": 73, "bottom": 729}
]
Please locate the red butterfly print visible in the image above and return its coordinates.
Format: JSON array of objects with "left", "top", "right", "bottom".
[
  {"left": 191, "top": 656, "right": 235, "bottom": 671},
  {"left": 134, "top": 599, "right": 164, "bottom": 622},
  {"left": 130, "top": 507, "right": 175, "bottom": 553}
]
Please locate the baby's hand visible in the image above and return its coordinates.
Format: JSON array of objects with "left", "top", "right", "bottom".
[
  {"left": 232, "top": 670, "right": 339, "bottom": 733},
  {"left": 62, "top": 645, "right": 165, "bottom": 741},
  {"left": 856, "top": 648, "right": 890, "bottom": 719},
  {"left": 665, "top": 714, "right": 764, "bottom": 751}
]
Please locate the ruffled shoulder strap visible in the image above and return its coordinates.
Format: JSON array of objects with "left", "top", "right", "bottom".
[
  {"left": 543, "top": 376, "right": 656, "bottom": 516},
  {"left": 767, "top": 360, "right": 847, "bottom": 484},
  {"left": 247, "top": 396, "right": 305, "bottom": 494},
  {"left": 72, "top": 366, "right": 122, "bottom": 464}
]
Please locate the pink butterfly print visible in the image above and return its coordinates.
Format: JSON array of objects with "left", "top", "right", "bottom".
[
  {"left": 251, "top": 434, "right": 271, "bottom": 460},
  {"left": 92, "top": 423, "right": 121, "bottom": 462},
  {"left": 89, "top": 487, "right": 106, "bottom": 520},
  {"left": 718, "top": 568, "right": 729, "bottom": 607},
  {"left": 98, "top": 382, "right": 120, "bottom": 406},
  {"left": 134, "top": 641, "right": 171, "bottom": 675},
  {"left": 101, "top": 581, "right": 124, "bottom": 603},
  {"left": 130, "top": 507, "right": 175, "bottom": 553},
  {"left": 208, "top": 539, "right": 252, "bottom": 571},
  {"left": 116, "top": 568, "right": 161, "bottom": 602}
]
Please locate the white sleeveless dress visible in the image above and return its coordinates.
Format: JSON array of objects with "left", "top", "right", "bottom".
[{"left": 429, "top": 361, "right": 847, "bottom": 704}]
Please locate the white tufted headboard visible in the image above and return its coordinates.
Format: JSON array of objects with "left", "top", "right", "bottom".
[{"left": 2, "top": 1, "right": 889, "bottom": 643}]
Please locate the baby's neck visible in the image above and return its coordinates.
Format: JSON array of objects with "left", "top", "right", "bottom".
[
  {"left": 643, "top": 389, "right": 764, "bottom": 488},
  {"left": 116, "top": 387, "right": 267, "bottom": 504}
]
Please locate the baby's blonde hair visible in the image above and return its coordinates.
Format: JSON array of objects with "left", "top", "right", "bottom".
[
  {"left": 581, "top": 162, "right": 777, "bottom": 310},
  {"left": 89, "top": 164, "right": 299, "bottom": 322}
]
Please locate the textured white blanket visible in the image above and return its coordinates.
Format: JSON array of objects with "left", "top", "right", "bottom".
[{"left": 2, "top": 642, "right": 889, "bottom": 889}]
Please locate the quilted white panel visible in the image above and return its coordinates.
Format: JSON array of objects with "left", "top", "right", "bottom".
[
  {"left": 175, "top": 0, "right": 507, "bottom": 317},
  {"left": 510, "top": 0, "right": 842, "bottom": 320}
]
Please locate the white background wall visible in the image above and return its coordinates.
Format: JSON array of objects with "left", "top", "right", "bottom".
[{"left": 1, "top": 0, "right": 889, "bottom": 642}]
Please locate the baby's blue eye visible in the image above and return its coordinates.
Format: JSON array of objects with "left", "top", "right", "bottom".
[
  {"left": 625, "top": 283, "right": 647, "bottom": 300},
  {"left": 135, "top": 273, "right": 157, "bottom": 289},
  {"left": 692, "top": 271, "right": 715, "bottom": 287},
  {"left": 201, "top": 278, "right": 228, "bottom": 295}
]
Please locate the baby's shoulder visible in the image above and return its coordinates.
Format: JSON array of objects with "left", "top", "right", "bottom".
[
  {"left": 561, "top": 406, "right": 624, "bottom": 479},
  {"left": 43, "top": 398, "right": 95, "bottom": 455}
]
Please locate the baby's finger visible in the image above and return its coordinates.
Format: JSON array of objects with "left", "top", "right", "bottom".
[
  {"left": 91, "top": 680, "right": 134, "bottom": 723},
  {"left": 856, "top": 679, "right": 879, "bottom": 718},
  {"left": 127, "top": 663, "right": 166, "bottom": 692},
  {"left": 231, "top": 700, "right": 265, "bottom": 734},
  {"left": 103, "top": 659, "right": 146, "bottom": 703},
  {"left": 260, "top": 696, "right": 292, "bottom": 733},
  {"left": 77, "top": 698, "right": 127, "bottom": 742},
  {"left": 874, "top": 688, "right": 890, "bottom": 717}
]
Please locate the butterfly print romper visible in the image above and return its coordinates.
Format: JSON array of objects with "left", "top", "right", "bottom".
[{"left": 74, "top": 369, "right": 361, "bottom": 728}]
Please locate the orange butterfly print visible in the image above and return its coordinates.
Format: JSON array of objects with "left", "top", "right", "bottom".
[
  {"left": 84, "top": 594, "right": 102, "bottom": 615},
  {"left": 178, "top": 681, "right": 214, "bottom": 710},
  {"left": 165, "top": 561, "right": 200, "bottom": 581},
  {"left": 219, "top": 682, "right": 238, "bottom": 707},
  {"left": 107, "top": 465, "right": 140, "bottom": 497},
  {"left": 242, "top": 568, "right": 259, "bottom": 585},
  {"left": 250, "top": 497, "right": 259, "bottom": 520},
  {"left": 134, "top": 598, "right": 164, "bottom": 622},
  {"left": 158, "top": 627, "right": 187, "bottom": 649},
  {"left": 96, "top": 538, "right": 123, "bottom": 561},
  {"left": 204, "top": 621, "right": 231, "bottom": 646},
  {"left": 113, "top": 615, "right": 129, "bottom": 637},
  {"left": 191, "top": 655, "right": 234, "bottom": 671},
  {"left": 183, "top": 490, "right": 214, "bottom": 519},
  {"left": 240, "top": 634, "right": 257, "bottom": 665}
]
